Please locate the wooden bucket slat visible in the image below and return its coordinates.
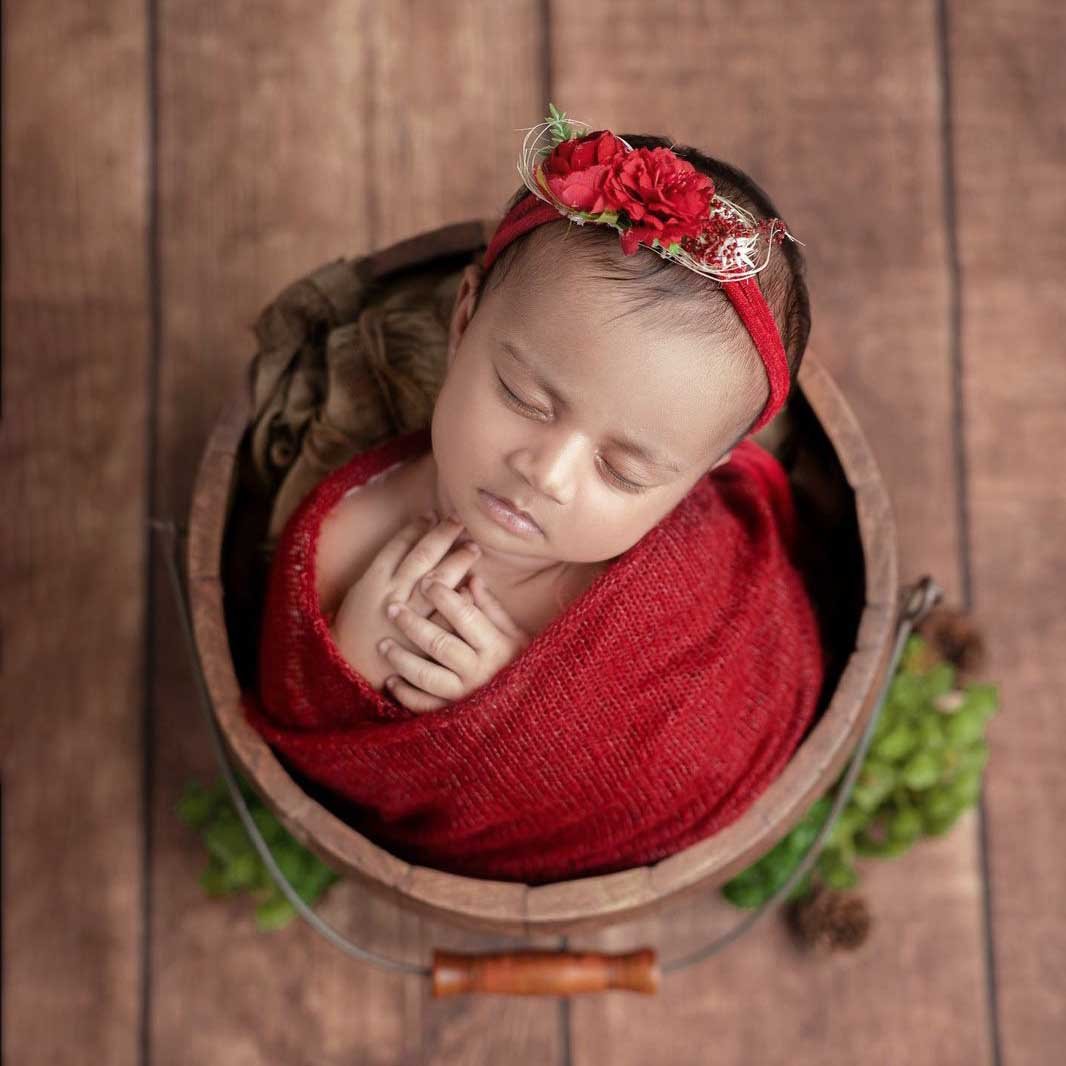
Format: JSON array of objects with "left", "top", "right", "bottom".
[{"left": 186, "top": 220, "right": 901, "bottom": 934}]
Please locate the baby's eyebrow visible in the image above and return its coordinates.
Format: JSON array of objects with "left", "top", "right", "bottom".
[{"left": 499, "top": 339, "right": 683, "bottom": 473}]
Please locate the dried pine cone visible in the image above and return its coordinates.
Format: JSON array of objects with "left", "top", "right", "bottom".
[
  {"left": 786, "top": 884, "right": 871, "bottom": 953},
  {"left": 916, "top": 605, "right": 986, "bottom": 680}
]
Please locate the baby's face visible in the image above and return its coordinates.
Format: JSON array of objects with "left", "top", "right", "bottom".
[{"left": 429, "top": 252, "right": 765, "bottom": 566}]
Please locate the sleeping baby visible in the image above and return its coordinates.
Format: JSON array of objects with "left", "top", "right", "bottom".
[
  {"left": 242, "top": 110, "right": 826, "bottom": 883},
  {"left": 318, "top": 141, "right": 792, "bottom": 714}
]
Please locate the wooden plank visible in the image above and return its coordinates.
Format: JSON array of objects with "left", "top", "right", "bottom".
[
  {"left": 149, "top": 2, "right": 565, "bottom": 1061},
  {"left": 0, "top": 1, "right": 148, "bottom": 1063},
  {"left": 553, "top": 3, "right": 991, "bottom": 1061},
  {"left": 951, "top": 2, "right": 1066, "bottom": 1062}
]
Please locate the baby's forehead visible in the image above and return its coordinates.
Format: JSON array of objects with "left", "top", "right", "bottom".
[
  {"left": 483, "top": 329, "right": 760, "bottom": 466},
  {"left": 495, "top": 282, "right": 749, "bottom": 380},
  {"left": 499, "top": 231, "right": 717, "bottom": 334},
  {"left": 487, "top": 227, "right": 764, "bottom": 415}
]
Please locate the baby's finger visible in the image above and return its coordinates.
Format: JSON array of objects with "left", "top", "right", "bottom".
[
  {"left": 420, "top": 580, "right": 494, "bottom": 652},
  {"left": 423, "top": 540, "right": 482, "bottom": 588},
  {"left": 370, "top": 512, "right": 441, "bottom": 575},
  {"left": 393, "top": 514, "right": 469, "bottom": 591},
  {"left": 428, "top": 587, "right": 471, "bottom": 634},
  {"left": 384, "top": 674, "right": 448, "bottom": 714},
  {"left": 385, "top": 602, "right": 476, "bottom": 675},
  {"left": 408, "top": 543, "right": 481, "bottom": 616},
  {"left": 378, "top": 637, "right": 465, "bottom": 699}
]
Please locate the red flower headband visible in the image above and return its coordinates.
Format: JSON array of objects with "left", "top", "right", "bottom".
[{"left": 481, "top": 104, "right": 805, "bottom": 434}]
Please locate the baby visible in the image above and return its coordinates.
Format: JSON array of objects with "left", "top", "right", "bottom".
[{"left": 316, "top": 133, "right": 809, "bottom": 715}]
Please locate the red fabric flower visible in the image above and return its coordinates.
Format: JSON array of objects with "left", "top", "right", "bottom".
[
  {"left": 540, "top": 133, "right": 718, "bottom": 258},
  {"left": 540, "top": 130, "right": 628, "bottom": 216},
  {"left": 604, "top": 147, "right": 716, "bottom": 255}
]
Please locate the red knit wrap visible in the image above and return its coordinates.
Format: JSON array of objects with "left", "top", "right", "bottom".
[{"left": 241, "top": 427, "right": 826, "bottom": 884}]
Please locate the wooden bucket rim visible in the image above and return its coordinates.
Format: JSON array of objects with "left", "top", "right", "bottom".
[{"left": 187, "top": 221, "right": 899, "bottom": 935}]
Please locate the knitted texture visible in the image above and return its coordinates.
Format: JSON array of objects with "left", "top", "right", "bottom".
[{"left": 242, "top": 426, "right": 826, "bottom": 884}]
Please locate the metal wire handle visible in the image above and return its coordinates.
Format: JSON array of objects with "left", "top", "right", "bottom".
[{"left": 150, "top": 515, "right": 942, "bottom": 980}]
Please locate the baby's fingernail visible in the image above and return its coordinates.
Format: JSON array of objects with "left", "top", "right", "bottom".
[
  {"left": 468, "top": 542, "right": 481, "bottom": 555},
  {"left": 386, "top": 602, "right": 401, "bottom": 619}
]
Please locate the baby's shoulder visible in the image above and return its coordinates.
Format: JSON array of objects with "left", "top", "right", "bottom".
[{"left": 315, "top": 450, "right": 428, "bottom": 617}]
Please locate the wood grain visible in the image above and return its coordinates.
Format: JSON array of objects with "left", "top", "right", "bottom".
[
  {"left": 0, "top": 1, "right": 148, "bottom": 1062},
  {"left": 149, "top": 2, "right": 565, "bottom": 1063},
  {"left": 5, "top": 0, "right": 1063, "bottom": 1061},
  {"left": 952, "top": 3, "right": 1066, "bottom": 1063},
  {"left": 553, "top": 3, "right": 991, "bottom": 1063}
]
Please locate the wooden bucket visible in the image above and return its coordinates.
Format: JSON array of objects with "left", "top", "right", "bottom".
[{"left": 185, "top": 220, "right": 905, "bottom": 995}]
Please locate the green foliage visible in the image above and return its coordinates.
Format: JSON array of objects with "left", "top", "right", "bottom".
[
  {"left": 721, "top": 633, "right": 999, "bottom": 909},
  {"left": 176, "top": 775, "right": 341, "bottom": 932},
  {"left": 544, "top": 102, "right": 578, "bottom": 147},
  {"left": 720, "top": 795, "right": 834, "bottom": 908}
]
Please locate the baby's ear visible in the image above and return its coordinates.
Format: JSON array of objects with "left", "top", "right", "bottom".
[{"left": 447, "top": 263, "right": 484, "bottom": 365}]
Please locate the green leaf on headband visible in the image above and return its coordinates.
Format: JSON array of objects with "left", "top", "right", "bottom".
[
  {"left": 545, "top": 102, "right": 577, "bottom": 146},
  {"left": 648, "top": 238, "right": 683, "bottom": 256}
]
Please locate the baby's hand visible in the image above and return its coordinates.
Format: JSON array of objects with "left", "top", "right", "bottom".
[
  {"left": 378, "top": 572, "right": 532, "bottom": 713},
  {"left": 329, "top": 511, "right": 481, "bottom": 695}
]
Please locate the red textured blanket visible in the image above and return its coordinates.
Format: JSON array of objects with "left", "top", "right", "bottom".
[{"left": 242, "top": 427, "right": 825, "bottom": 884}]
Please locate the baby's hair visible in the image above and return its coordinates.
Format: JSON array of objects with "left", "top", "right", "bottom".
[{"left": 479, "top": 133, "right": 812, "bottom": 449}]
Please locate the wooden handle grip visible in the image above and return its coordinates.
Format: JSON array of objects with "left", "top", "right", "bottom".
[{"left": 431, "top": 947, "right": 660, "bottom": 997}]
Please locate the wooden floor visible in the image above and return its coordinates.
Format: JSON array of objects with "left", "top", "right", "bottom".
[{"left": 3, "top": 1, "right": 1063, "bottom": 1062}]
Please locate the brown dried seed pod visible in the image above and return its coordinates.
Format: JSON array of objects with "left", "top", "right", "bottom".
[{"left": 786, "top": 884, "right": 872, "bottom": 954}]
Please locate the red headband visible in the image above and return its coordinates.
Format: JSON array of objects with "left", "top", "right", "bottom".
[{"left": 481, "top": 113, "right": 799, "bottom": 434}]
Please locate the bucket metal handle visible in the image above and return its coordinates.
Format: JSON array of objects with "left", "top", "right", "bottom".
[{"left": 151, "top": 516, "right": 941, "bottom": 996}]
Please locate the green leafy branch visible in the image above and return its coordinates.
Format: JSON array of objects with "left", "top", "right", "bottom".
[
  {"left": 176, "top": 775, "right": 341, "bottom": 931},
  {"left": 722, "top": 631, "right": 999, "bottom": 909}
]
